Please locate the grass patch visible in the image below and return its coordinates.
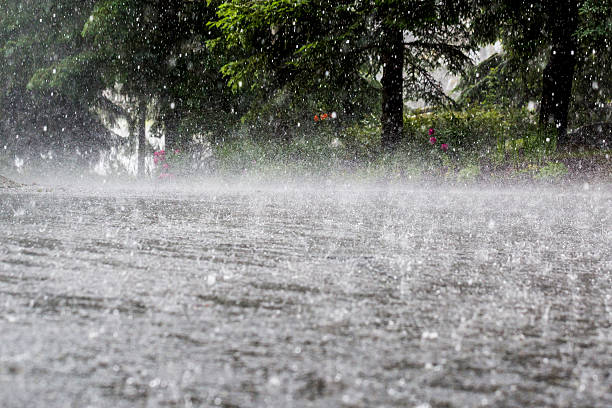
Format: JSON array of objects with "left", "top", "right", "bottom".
[{"left": 204, "top": 106, "right": 609, "bottom": 183}]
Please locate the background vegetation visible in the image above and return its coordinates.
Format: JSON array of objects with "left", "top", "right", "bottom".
[{"left": 0, "top": 0, "right": 610, "bottom": 179}]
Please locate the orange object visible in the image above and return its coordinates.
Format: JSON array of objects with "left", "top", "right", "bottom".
[{"left": 314, "top": 115, "right": 319, "bottom": 122}]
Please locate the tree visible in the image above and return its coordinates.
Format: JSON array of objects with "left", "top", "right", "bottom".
[
  {"left": 80, "top": 0, "right": 179, "bottom": 176},
  {"left": 469, "top": 0, "right": 612, "bottom": 140},
  {"left": 211, "top": 0, "right": 475, "bottom": 149},
  {"left": 538, "top": 0, "right": 579, "bottom": 138},
  {"left": 572, "top": 0, "right": 612, "bottom": 126},
  {"left": 0, "top": 0, "right": 110, "bottom": 166},
  {"left": 31, "top": 0, "right": 248, "bottom": 176}
]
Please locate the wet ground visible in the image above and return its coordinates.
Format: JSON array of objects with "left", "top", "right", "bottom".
[{"left": 1, "top": 180, "right": 611, "bottom": 407}]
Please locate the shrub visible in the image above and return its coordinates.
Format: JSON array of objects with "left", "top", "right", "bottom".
[
  {"left": 403, "top": 106, "right": 552, "bottom": 162},
  {"left": 536, "top": 162, "right": 568, "bottom": 180},
  {"left": 457, "top": 163, "right": 482, "bottom": 182}
]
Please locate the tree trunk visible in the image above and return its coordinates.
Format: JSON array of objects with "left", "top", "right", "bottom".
[
  {"left": 137, "top": 97, "right": 147, "bottom": 177},
  {"left": 539, "top": 0, "right": 579, "bottom": 141},
  {"left": 380, "top": 25, "right": 404, "bottom": 150}
]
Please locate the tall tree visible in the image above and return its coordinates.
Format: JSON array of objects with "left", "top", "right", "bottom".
[
  {"left": 468, "top": 0, "right": 612, "bottom": 139},
  {"left": 32, "top": 0, "right": 247, "bottom": 175},
  {"left": 572, "top": 0, "right": 612, "bottom": 126},
  {"left": 0, "top": 0, "right": 108, "bottom": 166},
  {"left": 212, "top": 0, "right": 474, "bottom": 149},
  {"left": 80, "top": 0, "right": 175, "bottom": 176},
  {"left": 538, "top": 0, "right": 579, "bottom": 137}
]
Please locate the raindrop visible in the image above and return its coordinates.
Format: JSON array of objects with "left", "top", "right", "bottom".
[
  {"left": 421, "top": 331, "right": 438, "bottom": 340},
  {"left": 207, "top": 274, "right": 216, "bottom": 285}
]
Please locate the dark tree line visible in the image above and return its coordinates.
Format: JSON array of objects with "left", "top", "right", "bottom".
[{"left": 1, "top": 0, "right": 611, "bottom": 174}]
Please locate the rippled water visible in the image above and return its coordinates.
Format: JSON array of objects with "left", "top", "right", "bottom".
[{"left": 1, "top": 181, "right": 611, "bottom": 407}]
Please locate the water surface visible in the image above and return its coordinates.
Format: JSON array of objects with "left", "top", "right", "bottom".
[{"left": 1, "top": 181, "right": 611, "bottom": 407}]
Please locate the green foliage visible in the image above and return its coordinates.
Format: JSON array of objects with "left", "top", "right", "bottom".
[
  {"left": 213, "top": 131, "right": 348, "bottom": 176},
  {"left": 535, "top": 162, "right": 569, "bottom": 179},
  {"left": 467, "top": 1, "right": 612, "bottom": 130},
  {"left": 456, "top": 164, "right": 481, "bottom": 182},
  {"left": 3, "top": 0, "right": 612, "bottom": 175},
  {"left": 571, "top": 1, "right": 612, "bottom": 125},
  {"left": 206, "top": 104, "right": 602, "bottom": 182},
  {"left": 210, "top": 0, "right": 476, "bottom": 144},
  {"left": 455, "top": 53, "right": 543, "bottom": 109},
  {"left": 577, "top": 0, "right": 612, "bottom": 42},
  {"left": 404, "top": 107, "right": 545, "bottom": 160},
  {"left": 0, "top": 0, "right": 110, "bottom": 159},
  {"left": 340, "top": 114, "right": 382, "bottom": 158}
]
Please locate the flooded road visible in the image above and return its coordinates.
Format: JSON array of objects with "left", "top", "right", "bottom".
[{"left": 1, "top": 181, "right": 611, "bottom": 407}]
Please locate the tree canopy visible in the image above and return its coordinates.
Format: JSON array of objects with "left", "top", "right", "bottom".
[
  {"left": 465, "top": 0, "right": 612, "bottom": 137},
  {"left": 211, "top": 0, "right": 475, "bottom": 147},
  {"left": 1, "top": 0, "right": 611, "bottom": 171},
  {"left": 0, "top": 0, "right": 109, "bottom": 164}
]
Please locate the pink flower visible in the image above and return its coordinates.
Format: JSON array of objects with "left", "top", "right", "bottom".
[
  {"left": 428, "top": 128, "right": 435, "bottom": 136},
  {"left": 441, "top": 143, "right": 448, "bottom": 152},
  {"left": 154, "top": 151, "right": 159, "bottom": 157},
  {"left": 163, "top": 163, "right": 169, "bottom": 169},
  {"left": 174, "top": 149, "right": 180, "bottom": 154},
  {"left": 154, "top": 157, "right": 159, "bottom": 164},
  {"left": 429, "top": 136, "right": 437, "bottom": 145}
]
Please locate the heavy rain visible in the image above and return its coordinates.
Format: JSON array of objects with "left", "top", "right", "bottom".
[{"left": 1, "top": 1, "right": 611, "bottom": 407}]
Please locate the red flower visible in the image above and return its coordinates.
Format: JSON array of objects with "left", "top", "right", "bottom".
[
  {"left": 441, "top": 143, "right": 448, "bottom": 152},
  {"left": 428, "top": 128, "right": 435, "bottom": 136},
  {"left": 321, "top": 113, "right": 328, "bottom": 120},
  {"left": 314, "top": 115, "right": 320, "bottom": 122},
  {"left": 429, "top": 136, "right": 437, "bottom": 145}
]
